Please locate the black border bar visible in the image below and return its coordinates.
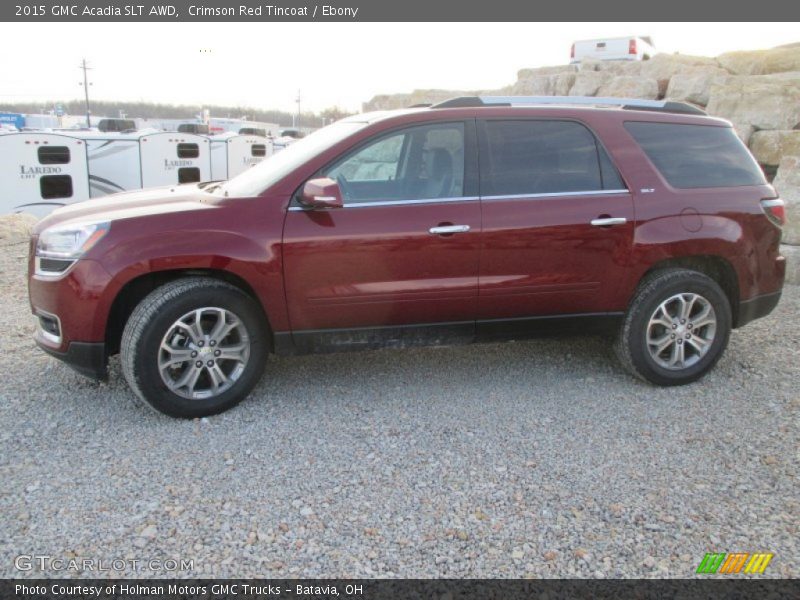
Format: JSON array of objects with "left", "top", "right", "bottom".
[
  {"left": 4, "top": 579, "right": 800, "bottom": 600},
  {"left": 3, "top": 0, "right": 800, "bottom": 21}
]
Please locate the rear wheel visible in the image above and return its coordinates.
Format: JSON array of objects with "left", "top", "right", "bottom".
[
  {"left": 615, "top": 269, "right": 732, "bottom": 386},
  {"left": 121, "top": 277, "right": 268, "bottom": 418}
]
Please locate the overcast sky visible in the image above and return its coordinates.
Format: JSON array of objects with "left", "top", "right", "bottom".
[{"left": 0, "top": 22, "right": 797, "bottom": 114}]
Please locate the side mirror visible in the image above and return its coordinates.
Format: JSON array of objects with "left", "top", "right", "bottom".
[{"left": 301, "top": 177, "right": 343, "bottom": 209}]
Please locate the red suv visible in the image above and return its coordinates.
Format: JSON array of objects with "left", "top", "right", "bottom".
[{"left": 28, "top": 96, "right": 786, "bottom": 418}]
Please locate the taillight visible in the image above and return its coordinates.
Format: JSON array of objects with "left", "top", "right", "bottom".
[
  {"left": 570, "top": 43, "right": 575, "bottom": 59},
  {"left": 761, "top": 198, "right": 785, "bottom": 227},
  {"left": 629, "top": 39, "right": 637, "bottom": 55}
]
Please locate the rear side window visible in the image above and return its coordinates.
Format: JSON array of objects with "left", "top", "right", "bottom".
[
  {"left": 481, "top": 120, "right": 625, "bottom": 196},
  {"left": 177, "top": 143, "right": 199, "bottom": 159},
  {"left": 624, "top": 122, "right": 766, "bottom": 189},
  {"left": 40, "top": 175, "right": 73, "bottom": 199},
  {"left": 38, "top": 146, "right": 70, "bottom": 165}
]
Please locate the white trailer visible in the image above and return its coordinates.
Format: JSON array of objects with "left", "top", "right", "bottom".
[
  {"left": 66, "top": 130, "right": 211, "bottom": 196},
  {"left": 570, "top": 36, "right": 656, "bottom": 64},
  {"left": 0, "top": 133, "right": 90, "bottom": 217},
  {"left": 209, "top": 133, "right": 271, "bottom": 180},
  {"left": 139, "top": 131, "right": 210, "bottom": 187},
  {"left": 72, "top": 131, "right": 144, "bottom": 197}
]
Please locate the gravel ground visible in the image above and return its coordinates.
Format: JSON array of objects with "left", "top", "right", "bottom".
[{"left": 0, "top": 228, "right": 797, "bottom": 579}]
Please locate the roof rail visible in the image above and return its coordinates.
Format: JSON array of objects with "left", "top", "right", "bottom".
[{"left": 432, "top": 95, "right": 706, "bottom": 115}]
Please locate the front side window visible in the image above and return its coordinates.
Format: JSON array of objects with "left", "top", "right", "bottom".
[
  {"left": 481, "top": 120, "right": 623, "bottom": 197},
  {"left": 323, "top": 122, "right": 465, "bottom": 205},
  {"left": 624, "top": 122, "right": 766, "bottom": 189},
  {"left": 218, "top": 121, "right": 368, "bottom": 198}
]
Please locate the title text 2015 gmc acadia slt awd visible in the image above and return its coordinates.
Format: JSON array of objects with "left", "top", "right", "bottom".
[{"left": 28, "top": 96, "right": 786, "bottom": 417}]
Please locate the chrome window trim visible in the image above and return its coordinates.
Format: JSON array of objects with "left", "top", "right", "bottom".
[
  {"left": 481, "top": 189, "right": 629, "bottom": 201},
  {"left": 288, "top": 196, "right": 479, "bottom": 211},
  {"left": 287, "top": 189, "right": 629, "bottom": 211}
]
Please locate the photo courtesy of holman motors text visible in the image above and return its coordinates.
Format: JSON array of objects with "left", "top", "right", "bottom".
[{"left": 1, "top": 0, "right": 799, "bottom": 596}]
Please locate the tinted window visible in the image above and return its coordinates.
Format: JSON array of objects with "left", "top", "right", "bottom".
[
  {"left": 99, "top": 119, "right": 135, "bottom": 132},
  {"left": 481, "top": 120, "right": 619, "bottom": 196},
  {"left": 178, "top": 167, "right": 200, "bottom": 183},
  {"left": 240, "top": 128, "right": 266, "bottom": 137},
  {"left": 624, "top": 122, "right": 766, "bottom": 189},
  {"left": 40, "top": 175, "right": 73, "bottom": 199},
  {"left": 599, "top": 145, "right": 625, "bottom": 190},
  {"left": 177, "top": 143, "right": 199, "bottom": 159},
  {"left": 38, "top": 146, "right": 70, "bottom": 165},
  {"left": 324, "top": 122, "right": 465, "bottom": 205},
  {"left": 178, "top": 124, "right": 209, "bottom": 134},
  {"left": 251, "top": 144, "right": 267, "bottom": 157}
]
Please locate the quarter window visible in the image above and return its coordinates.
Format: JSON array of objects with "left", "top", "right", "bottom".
[
  {"left": 323, "top": 122, "right": 465, "bottom": 205},
  {"left": 624, "top": 122, "right": 766, "bottom": 189},
  {"left": 481, "top": 120, "right": 624, "bottom": 197}
]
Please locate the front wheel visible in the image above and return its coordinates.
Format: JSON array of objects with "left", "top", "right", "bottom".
[
  {"left": 615, "top": 269, "right": 732, "bottom": 386},
  {"left": 121, "top": 277, "right": 268, "bottom": 418}
]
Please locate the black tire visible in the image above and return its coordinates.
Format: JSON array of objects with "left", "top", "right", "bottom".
[
  {"left": 614, "top": 268, "right": 732, "bottom": 386},
  {"left": 120, "top": 277, "right": 269, "bottom": 418}
]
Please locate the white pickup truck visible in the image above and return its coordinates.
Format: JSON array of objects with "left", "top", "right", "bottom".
[{"left": 570, "top": 36, "right": 656, "bottom": 63}]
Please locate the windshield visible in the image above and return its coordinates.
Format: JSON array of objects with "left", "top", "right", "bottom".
[{"left": 216, "top": 121, "right": 368, "bottom": 197}]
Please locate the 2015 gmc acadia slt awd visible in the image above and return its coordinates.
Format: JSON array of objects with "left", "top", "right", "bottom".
[{"left": 28, "top": 96, "right": 786, "bottom": 417}]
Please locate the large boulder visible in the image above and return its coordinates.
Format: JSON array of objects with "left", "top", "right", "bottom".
[
  {"left": 596, "top": 76, "right": 660, "bottom": 99},
  {"left": 665, "top": 66, "right": 731, "bottom": 106},
  {"left": 569, "top": 70, "right": 614, "bottom": 96},
  {"left": 733, "top": 124, "right": 756, "bottom": 146},
  {"left": 717, "top": 46, "right": 800, "bottom": 75},
  {"left": 512, "top": 72, "right": 575, "bottom": 96},
  {"left": 363, "top": 89, "right": 471, "bottom": 111},
  {"left": 639, "top": 53, "right": 718, "bottom": 80},
  {"left": 773, "top": 156, "right": 800, "bottom": 245},
  {"left": 516, "top": 65, "right": 577, "bottom": 78},
  {"left": 749, "top": 131, "right": 800, "bottom": 167},
  {"left": 706, "top": 74, "right": 800, "bottom": 131}
]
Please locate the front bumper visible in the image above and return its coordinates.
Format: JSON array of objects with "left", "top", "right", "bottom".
[
  {"left": 735, "top": 290, "right": 782, "bottom": 328},
  {"left": 29, "top": 257, "right": 115, "bottom": 380},
  {"left": 35, "top": 334, "right": 108, "bottom": 380}
]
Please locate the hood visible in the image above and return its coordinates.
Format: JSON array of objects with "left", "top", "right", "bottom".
[{"left": 33, "top": 184, "right": 217, "bottom": 233}]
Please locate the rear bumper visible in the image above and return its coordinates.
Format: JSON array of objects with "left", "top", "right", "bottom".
[
  {"left": 35, "top": 335, "right": 108, "bottom": 380},
  {"left": 735, "top": 290, "right": 782, "bottom": 328}
]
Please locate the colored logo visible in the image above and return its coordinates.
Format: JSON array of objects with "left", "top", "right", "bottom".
[{"left": 696, "top": 553, "right": 773, "bottom": 574}]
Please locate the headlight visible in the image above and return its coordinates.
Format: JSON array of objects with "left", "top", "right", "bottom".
[
  {"left": 35, "top": 221, "right": 110, "bottom": 276},
  {"left": 36, "top": 221, "right": 110, "bottom": 260}
]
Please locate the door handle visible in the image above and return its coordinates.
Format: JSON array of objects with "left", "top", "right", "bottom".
[
  {"left": 429, "top": 225, "right": 471, "bottom": 235},
  {"left": 590, "top": 217, "right": 627, "bottom": 227}
]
